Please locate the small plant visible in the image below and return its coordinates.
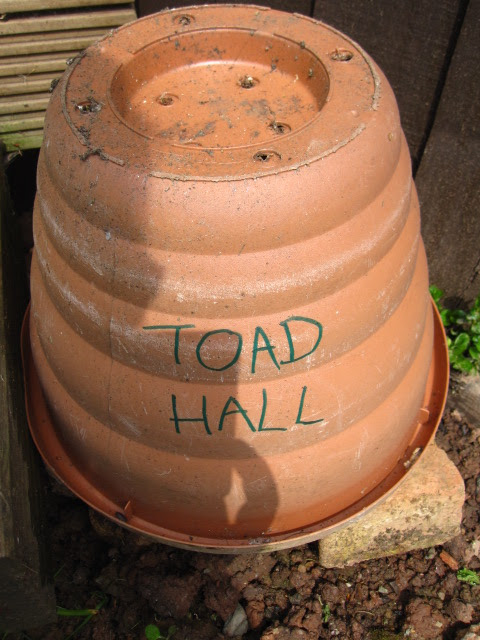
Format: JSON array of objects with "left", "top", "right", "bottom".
[
  {"left": 322, "top": 603, "right": 331, "bottom": 623},
  {"left": 145, "top": 624, "right": 177, "bottom": 640},
  {"left": 430, "top": 286, "right": 480, "bottom": 375},
  {"left": 56, "top": 592, "right": 107, "bottom": 640},
  {"left": 457, "top": 568, "right": 480, "bottom": 585},
  {"left": 316, "top": 596, "right": 331, "bottom": 624},
  {"left": 56, "top": 606, "right": 102, "bottom": 617}
]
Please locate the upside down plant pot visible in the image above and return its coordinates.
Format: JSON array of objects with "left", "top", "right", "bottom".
[{"left": 24, "top": 5, "right": 449, "bottom": 552}]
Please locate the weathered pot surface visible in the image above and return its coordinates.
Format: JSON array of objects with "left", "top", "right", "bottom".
[{"left": 25, "top": 5, "right": 449, "bottom": 552}]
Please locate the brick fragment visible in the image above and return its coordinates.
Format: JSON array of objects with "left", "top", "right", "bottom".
[
  {"left": 440, "top": 549, "right": 459, "bottom": 570},
  {"left": 318, "top": 444, "right": 464, "bottom": 567}
]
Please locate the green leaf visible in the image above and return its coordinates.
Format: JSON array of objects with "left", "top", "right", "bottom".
[
  {"left": 322, "top": 604, "right": 331, "bottom": 623},
  {"left": 145, "top": 625, "right": 161, "bottom": 640},
  {"left": 452, "top": 333, "right": 470, "bottom": 354},
  {"left": 450, "top": 311, "right": 466, "bottom": 325},
  {"left": 429, "top": 285, "right": 444, "bottom": 305},
  {"left": 457, "top": 568, "right": 480, "bottom": 585},
  {"left": 468, "top": 346, "right": 479, "bottom": 359},
  {"left": 452, "top": 357, "right": 474, "bottom": 374},
  {"left": 440, "top": 309, "right": 453, "bottom": 327}
]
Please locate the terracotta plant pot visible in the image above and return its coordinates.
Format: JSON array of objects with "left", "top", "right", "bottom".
[{"left": 25, "top": 5, "right": 448, "bottom": 552}]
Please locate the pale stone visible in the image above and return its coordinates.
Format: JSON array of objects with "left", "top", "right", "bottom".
[
  {"left": 223, "top": 603, "right": 249, "bottom": 637},
  {"left": 458, "top": 624, "right": 480, "bottom": 640},
  {"left": 318, "top": 443, "right": 465, "bottom": 567}
]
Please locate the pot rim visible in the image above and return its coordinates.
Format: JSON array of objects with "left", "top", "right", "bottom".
[{"left": 57, "top": 3, "right": 383, "bottom": 181}]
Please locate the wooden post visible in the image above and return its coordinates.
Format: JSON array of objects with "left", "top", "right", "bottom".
[
  {"left": 138, "top": 0, "right": 313, "bottom": 20},
  {"left": 416, "top": 0, "right": 480, "bottom": 303},
  {"left": 450, "top": 371, "right": 480, "bottom": 426},
  {"left": 0, "top": 151, "right": 56, "bottom": 632}
]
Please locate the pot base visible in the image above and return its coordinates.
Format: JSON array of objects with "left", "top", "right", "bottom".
[{"left": 21, "top": 301, "right": 449, "bottom": 553}]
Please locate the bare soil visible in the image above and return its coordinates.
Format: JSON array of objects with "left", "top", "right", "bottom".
[{"left": 10, "top": 395, "right": 480, "bottom": 640}]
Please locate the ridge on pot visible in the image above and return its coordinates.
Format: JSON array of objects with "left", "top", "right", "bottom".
[{"left": 24, "top": 4, "right": 449, "bottom": 552}]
